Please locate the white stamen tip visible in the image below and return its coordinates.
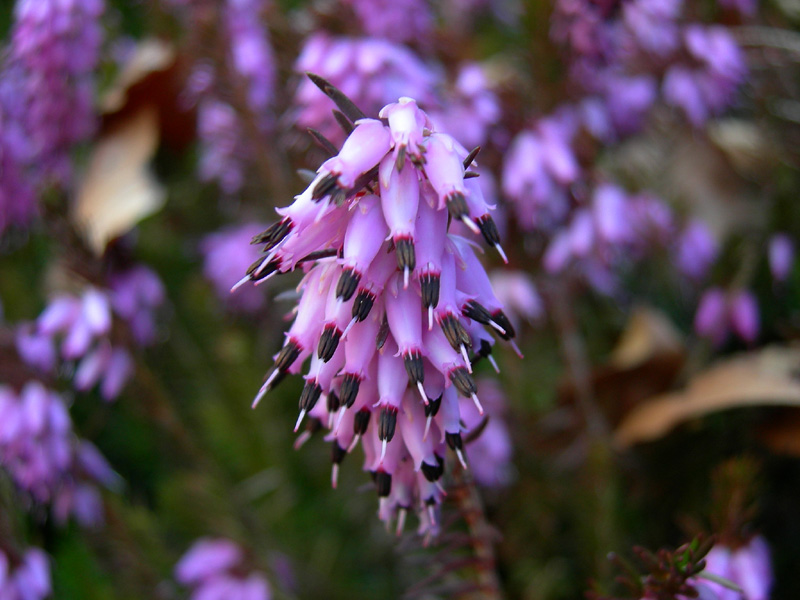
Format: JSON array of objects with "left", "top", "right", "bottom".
[
  {"left": 471, "top": 393, "right": 484, "bottom": 415},
  {"left": 335, "top": 406, "right": 347, "bottom": 433},
  {"left": 423, "top": 416, "right": 432, "bottom": 442},
  {"left": 230, "top": 274, "right": 251, "bottom": 294},
  {"left": 331, "top": 464, "right": 339, "bottom": 489},
  {"left": 417, "top": 381, "right": 428, "bottom": 404},
  {"left": 509, "top": 339, "right": 524, "bottom": 359},
  {"left": 254, "top": 270, "right": 278, "bottom": 287},
  {"left": 462, "top": 216, "right": 480, "bottom": 234},
  {"left": 294, "top": 430, "right": 312, "bottom": 450},
  {"left": 347, "top": 434, "right": 361, "bottom": 453},
  {"left": 294, "top": 409, "right": 307, "bottom": 432},
  {"left": 427, "top": 504, "right": 437, "bottom": 526},
  {"left": 456, "top": 448, "right": 468, "bottom": 469},
  {"left": 488, "top": 320, "right": 507, "bottom": 335},
  {"left": 327, "top": 410, "right": 335, "bottom": 429},
  {"left": 342, "top": 317, "right": 357, "bottom": 339},
  {"left": 435, "top": 480, "right": 447, "bottom": 495},
  {"left": 495, "top": 243, "right": 509, "bottom": 264},
  {"left": 380, "top": 439, "right": 388, "bottom": 462},
  {"left": 488, "top": 354, "right": 500, "bottom": 373},
  {"left": 396, "top": 508, "right": 407, "bottom": 536},
  {"left": 460, "top": 345, "right": 472, "bottom": 373},
  {"left": 428, "top": 305, "right": 434, "bottom": 331},
  {"left": 403, "top": 267, "right": 410, "bottom": 289},
  {"left": 252, "top": 381, "right": 270, "bottom": 409}
]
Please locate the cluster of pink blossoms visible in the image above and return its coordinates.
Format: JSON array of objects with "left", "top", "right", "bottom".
[{"left": 238, "top": 90, "right": 517, "bottom": 534}]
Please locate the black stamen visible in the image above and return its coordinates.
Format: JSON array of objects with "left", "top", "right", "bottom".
[
  {"left": 445, "top": 192, "right": 469, "bottom": 221},
  {"left": 439, "top": 313, "right": 472, "bottom": 353},
  {"left": 449, "top": 367, "right": 478, "bottom": 398},
  {"left": 317, "top": 324, "right": 342, "bottom": 361},
  {"left": 332, "top": 441, "right": 347, "bottom": 465},
  {"left": 421, "top": 460, "right": 444, "bottom": 482},
  {"left": 351, "top": 289, "right": 375, "bottom": 322},
  {"left": 420, "top": 273, "right": 440, "bottom": 309},
  {"left": 274, "top": 339, "right": 301, "bottom": 372},
  {"left": 327, "top": 391, "right": 340, "bottom": 413},
  {"left": 336, "top": 267, "right": 361, "bottom": 301},
  {"left": 462, "top": 299, "right": 494, "bottom": 326},
  {"left": 424, "top": 395, "right": 442, "bottom": 418},
  {"left": 376, "top": 317, "right": 390, "bottom": 351},
  {"left": 375, "top": 470, "right": 392, "bottom": 497},
  {"left": 299, "top": 381, "right": 323, "bottom": 412},
  {"left": 378, "top": 406, "right": 398, "bottom": 442},
  {"left": 354, "top": 408, "right": 371, "bottom": 436},
  {"left": 340, "top": 373, "right": 361, "bottom": 408},
  {"left": 395, "top": 237, "right": 416, "bottom": 272},
  {"left": 477, "top": 215, "right": 501, "bottom": 247},
  {"left": 402, "top": 350, "right": 425, "bottom": 385},
  {"left": 491, "top": 309, "right": 516, "bottom": 340},
  {"left": 445, "top": 431, "right": 463, "bottom": 451}
]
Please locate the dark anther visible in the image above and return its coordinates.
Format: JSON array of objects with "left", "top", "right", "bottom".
[
  {"left": 317, "top": 324, "right": 342, "bottom": 361},
  {"left": 378, "top": 406, "right": 398, "bottom": 442},
  {"left": 477, "top": 215, "right": 501, "bottom": 247},
  {"left": 305, "top": 73, "right": 367, "bottom": 123},
  {"left": 424, "top": 495, "right": 437, "bottom": 507},
  {"left": 331, "top": 441, "right": 347, "bottom": 465},
  {"left": 478, "top": 338, "right": 493, "bottom": 358},
  {"left": 463, "top": 146, "right": 481, "bottom": 169},
  {"left": 462, "top": 299, "right": 494, "bottom": 326},
  {"left": 311, "top": 172, "right": 339, "bottom": 201},
  {"left": 264, "top": 368, "right": 287, "bottom": 392},
  {"left": 424, "top": 395, "right": 442, "bottom": 418},
  {"left": 464, "top": 415, "right": 489, "bottom": 444},
  {"left": 376, "top": 317, "right": 390, "bottom": 351},
  {"left": 445, "top": 431, "right": 463, "bottom": 451},
  {"left": 395, "top": 237, "right": 416, "bottom": 272},
  {"left": 445, "top": 192, "right": 469, "bottom": 221},
  {"left": 331, "top": 188, "right": 347, "bottom": 207},
  {"left": 327, "top": 391, "right": 340, "bottom": 413},
  {"left": 297, "top": 249, "right": 338, "bottom": 265},
  {"left": 274, "top": 339, "right": 301, "bottom": 372},
  {"left": 375, "top": 470, "right": 392, "bottom": 497},
  {"left": 351, "top": 289, "right": 375, "bottom": 322},
  {"left": 449, "top": 366, "right": 478, "bottom": 398},
  {"left": 395, "top": 145, "right": 407, "bottom": 171},
  {"left": 491, "top": 309, "right": 516, "bottom": 340},
  {"left": 340, "top": 373, "right": 361, "bottom": 408},
  {"left": 336, "top": 267, "right": 361, "bottom": 301},
  {"left": 439, "top": 313, "right": 472, "bottom": 353},
  {"left": 403, "top": 350, "right": 425, "bottom": 385},
  {"left": 299, "top": 381, "right": 323, "bottom": 412},
  {"left": 421, "top": 460, "right": 444, "bottom": 482},
  {"left": 353, "top": 408, "right": 371, "bottom": 436},
  {"left": 464, "top": 170, "right": 480, "bottom": 178},
  {"left": 252, "top": 218, "right": 292, "bottom": 249},
  {"left": 420, "top": 273, "right": 440, "bottom": 309}
]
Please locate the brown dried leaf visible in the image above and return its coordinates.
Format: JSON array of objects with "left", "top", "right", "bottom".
[
  {"left": 73, "top": 106, "right": 165, "bottom": 254},
  {"left": 610, "top": 306, "right": 684, "bottom": 370},
  {"left": 100, "top": 39, "right": 176, "bottom": 114},
  {"left": 614, "top": 346, "right": 800, "bottom": 448}
]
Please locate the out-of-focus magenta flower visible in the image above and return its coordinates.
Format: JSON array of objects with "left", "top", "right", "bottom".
[
  {"left": 429, "top": 63, "right": 501, "bottom": 150},
  {"left": 196, "top": 100, "right": 249, "bottom": 195},
  {"left": 175, "top": 538, "right": 271, "bottom": 600},
  {"left": 240, "top": 94, "right": 517, "bottom": 536},
  {"left": 0, "top": 546, "right": 51, "bottom": 600},
  {"left": 694, "top": 287, "right": 759, "bottom": 346},
  {"left": 343, "top": 0, "right": 434, "bottom": 44},
  {"left": 768, "top": 233, "right": 794, "bottom": 283},
  {"left": 703, "top": 536, "right": 772, "bottom": 600},
  {"left": 674, "top": 219, "right": 719, "bottom": 281},
  {"left": 16, "top": 268, "right": 164, "bottom": 401},
  {"left": 663, "top": 25, "right": 747, "bottom": 127},
  {"left": 5, "top": 0, "right": 104, "bottom": 183},
  {"left": 459, "top": 379, "right": 513, "bottom": 487},
  {"left": 202, "top": 223, "right": 269, "bottom": 312},
  {"left": 0, "top": 382, "right": 117, "bottom": 526},
  {"left": 502, "top": 111, "right": 579, "bottom": 231},
  {"left": 293, "top": 34, "right": 439, "bottom": 142},
  {"left": 489, "top": 271, "right": 543, "bottom": 332},
  {"left": 622, "top": 0, "right": 683, "bottom": 56},
  {"left": 0, "top": 107, "right": 37, "bottom": 233}
]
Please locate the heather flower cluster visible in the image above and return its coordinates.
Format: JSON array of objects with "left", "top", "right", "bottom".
[
  {"left": 0, "top": 382, "right": 117, "bottom": 526},
  {"left": 15, "top": 267, "right": 164, "bottom": 401},
  {"left": 0, "top": 546, "right": 51, "bottom": 600},
  {"left": 172, "top": 0, "right": 276, "bottom": 194},
  {"left": 238, "top": 90, "right": 517, "bottom": 533},
  {"left": 0, "top": 0, "right": 104, "bottom": 232},
  {"left": 175, "top": 538, "right": 271, "bottom": 600},
  {"left": 703, "top": 536, "right": 773, "bottom": 600}
]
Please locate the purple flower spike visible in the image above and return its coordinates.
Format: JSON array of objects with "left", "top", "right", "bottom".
[
  {"left": 176, "top": 538, "right": 272, "bottom": 600},
  {"left": 0, "top": 546, "right": 51, "bottom": 600},
  {"left": 675, "top": 219, "right": 718, "bottom": 281},
  {"left": 243, "top": 90, "right": 516, "bottom": 534},
  {"left": 768, "top": 233, "right": 794, "bottom": 283}
]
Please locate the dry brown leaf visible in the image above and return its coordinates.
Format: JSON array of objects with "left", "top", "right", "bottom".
[
  {"left": 100, "top": 39, "right": 176, "bottom": 114},
  {"left": 73, "top": 106, "right": 165, "bottom": 254},
  {"left": 610, "top": 306, "right": 684, "bottom": 370},
  {"left": 614, "top": 346, "right": 800, "bottom": 448}
]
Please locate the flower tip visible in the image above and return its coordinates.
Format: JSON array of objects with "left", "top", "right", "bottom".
[
  {"left": 460, "top": 345, "right": 472, "bottom": 373},
  {"left": 231, "top": 274, "right": 252, "bottom": 294},
  {"left": 462, "top": 216, "right": 480, "bottom": 235},
  {"left": 331, "top": 463, "right": 339, "bottom": 489},
  {"left": 456, "top": 448, "right": 468, "bottom": 469},
  {"left": 495, "top": 243, "right": 509, "bottom": 264},
  {"left": 294, "top": 409, "right": 307, "bottom": 432},
  {"left": 417, "top": 381, "right": 428, "bottom": 404},
  {"left": 294, "top": 430, "right": 313, "bottom": 450},
  {"left": 396, "top": 508, "right": 407, "bottom": 536},
  {"left": 380, "top": 439, "right": 388, "bottom": 462},
  {"left": 423, "top": 415, "right": 432, "bottom": 441},
  {"left": 509, "top": 339, "right": 524, "bottom": 359},
  {"left": 488, "top": 354, "right": 501, "bottom": 373},
  {"left": 428, "top": 305, "right": 434, "bottom": 331},
  {"left": 471, "top": 393, "right": 484, "bottom": 415}
]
